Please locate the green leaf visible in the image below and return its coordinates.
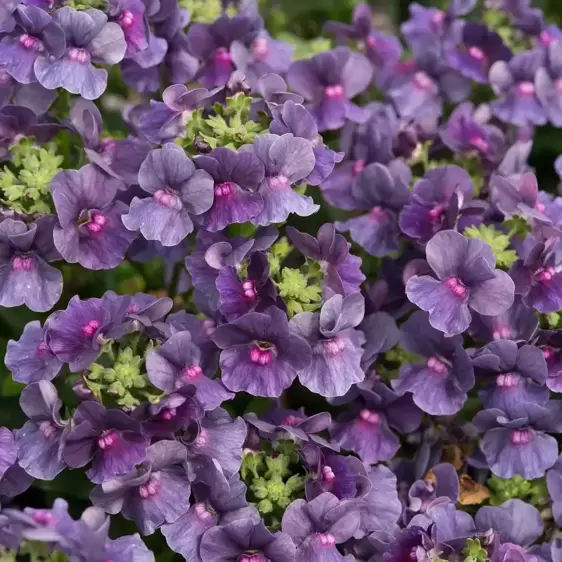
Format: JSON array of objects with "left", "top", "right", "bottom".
[{"left": 464, "top": 224, "right": 518, "bottom": 268}]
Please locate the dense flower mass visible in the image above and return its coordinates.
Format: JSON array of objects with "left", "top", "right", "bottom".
[{"left": 3, "top": 0, "right": 562, "bottom": 561}]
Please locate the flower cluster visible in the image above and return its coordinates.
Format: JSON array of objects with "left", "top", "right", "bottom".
[{"left": 3, "top": 0, "right": 562, "bottom": 561}]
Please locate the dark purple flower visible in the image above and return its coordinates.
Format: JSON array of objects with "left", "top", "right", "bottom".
[
  {"left": 473, "top": 339, "right": 548, "bottom": 417},
  {"left": 474, "top": 401, "right": 562, "bottom": 478},
  {"left": 105, "top": 290, "right": 173, "bottom": 330},
  {"left": 0, "top": 4, "right": 65, "bottom": 84},
  {"left": 360, "top": 310, "right": 400, "bottom": 370},
  {"left": 63, "top": 400, "right": 149, "bottom": 484},
  {"left": 15, "top": 381, "right": 68, "bottom": 480},
  {"left": 35, "top": 7, "right": 126, "bottom": 100},
  {"left": 5, "top": 320, "right": 62, "bottom": 384},
  {"left": 447, "top": 22, "right": 512, "bottom": 83},
  {"left": 289, "top": 294, "right": 366, "bottom": 397},
  {"left": 392, "top": 311, "right": 475, "bottom": 415},
  {"left": 406, "top": 230, "right": 515, "bottom": 335},
  {"left": 490, "top": 49, "right": 547, "bottom": 126},
  {"left": 139, "top": 85, "right": 213, "bottom": 144},
  {"left": 211, "top": 306, "right": 312, "bottom": 397},
  {"left": 107, "top": 0, "right": 148, "bottom": 57},
  {"left": 51, "top": 164, "right": 135, "bottom": 270},
  {"left": 122, "top": 144, "right": 214, "bottom": 247},
  {"left": 547, "top": 456, "right": 562, "bottom": 526},
  {"left": 287, "top": 47, "right": 373, "bottom": 131},
  {"left": 199, "top": 519, "right": 296, "bottom": 562},
  {"left": 194, "top": 147, "right": 265, "bottom": 232},
  {"left": 146, "top": 331, "right": 233, "bottom": 411},
  {"left": 282, "top": 493, "right": 360, "bottom": 562},
  {"left": 287, "top": 223, "right": 365, "bottom": 299},
  {"left": 399, "top": 165, "right": 475, "bottom": 243},
  {"left": 246, "top": 133, "right": 317, "bottom": 226},
  {"left": 330, "top": 380, "right": 422, "bottom": 464},
  {"left": 490, "top": 172, "right": 548, "bottom": 221},
  {"left": 439, "top": 102, "right": 505, "bottom": 163},
  {"left": 336, "top": 161, "right": 411, "bottom": 257},
  {"left": 0, "top": 427, "right": 17, "bottom": 481},
  {"left": 162, "top": 473, "right": 259, "bottom": 561},
  {"left": 536, "top": 42, "right": 562, "bottom": 126},
  {"left": 0, "top": 217, "right": 61, "bottom": 312},
  {"left": 90, "top": 440, "right": 190, "bottom": 535},
  {"left": 251, "top": 73, "right": 304, "bottom": 118},
  {"left": 46, "top": 294, "right": 129, "bottom": 371}
]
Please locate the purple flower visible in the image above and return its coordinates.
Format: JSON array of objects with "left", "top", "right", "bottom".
[
  {"left": 35, "top": 7, "right": 126, "bottom": 100},
  {"left": 107, "top": 0, "right": 148, "bottom": 57},
  {"left": 336, "top": 161, "right": 411, "bottom": 257},
  {"left": 474, "top": 401, "right": 562, "bottom": 478},
  {"left": 282, "top": 493, "right": 360, "bottom": 562},
  {"left": 5, "top": 320, "right": 62, "bottom": 384},
  {"left": 0, "top": 217, "right": 62, "bottom": 312},
  {"left": 330, "top": 379, "right": 422, "bottom": 464},
  {"left": 106, "top": 291, "right": 173, "bottom": 330},
  {"left": 199, "top": 519, "right": 296, "bottom": 562},
  {"left": 547, "top": 456, "right": 562, "bottom": 526},
  {"left": 63, "top": 400, "right": 149, "bottom": 484},
  {"left": 536, "top": 330, "right": 562, "bottom": 393},
  {"left": 194, "top": 147, "right": 265, "bottom": 232},
  {"left": 162, "top": 473, "right": 259, "bottom": 561},
  {"left": 46, "top": 294, "right": 129, "bottom": 371},
  {"left": 360, "top": 310, "right": 401, "bottom": 370},
  {"left": 490, "top": 172, "right": 547, "bottom": 221},
  {"left": 490, "top": 49, "right": 547, "bottom": 126},
  {"left": 211, "top": 306, "right": 312, "bottom": 397},
  {"left": 473, "top": 339, "right": 548, "bottom": 417},
  {"left": 287, "top": 223, "right": 365, "bottom": 299},
  {"left": 536, "top": 42, "right": 562, "bottom": 126},
  {"left": 15, "top": 381, "right": 68, "bottom": 480},
  {"left": 439, "top": 102, "right": 505, "bottom": 163},
  {"left": 447, "top": 22, "right": 512, "bottom": 83},
  {"left": 399, "top": 165, "right": 475, "bottom": 243},
  {"left": 287, "top": 47, "right": 373, "bottom": 131},
  {"left": 406, "top": 230, "right": 515, "bottom": 335},
  {"left": 51, "top": 164, "right": 136, "bottom": 270},
  {"left": 181, "top": 408, "right": 246, "bottom": 478},
  {"left": 90, "top": 440, "right": 190, "bottom": 535},
  {"left": 289, "top": 294, "right": 366, "bottom": 397},
  {"left": 251, "top": 73, "right": 304, "bottom": 118},
  {"left": 139, "top": 85, "right": 213, "bottom": 144},
  {"left": 0, "top": 427, "right": 17, "bottom": 481},
  {"left": 0, "top": 4, "right": 65, "bottom": 84},
  {"left": 122, "top": 144, "right": 214, "bottom": 247},
  {"left": 146, "top": 331, "right": 233, "bottom": 410},
  {"left": 246, "top": 133, "right": 318, "bottom": 226},
  {"left": 392, "top": 311, "right": 475, "bottom": 415},
  {"left": 401, "top": 3, "right": 459, "bottom": 53}
]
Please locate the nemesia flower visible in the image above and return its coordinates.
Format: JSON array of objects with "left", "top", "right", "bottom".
[{"left": 107, "top": 0, "right": 148, "bottom": 57}]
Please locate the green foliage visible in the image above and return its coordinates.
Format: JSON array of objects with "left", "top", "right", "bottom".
[
  {"left": 277, "top": 32, "right": 332, "bottom": 59},
  {"left": 267, "top": 237, "right": 292, "bottom": 278},
  {"left": 464, "top": 224, "right": 518, "bottom": 269},
  {"left": 184, "top": 93, "right": 266, "bottom": 151},
  {"left": 487, "top": 475, "right": 548, "bottom": 507},
  {"left": 483, "top": 9, "right": 530, "bottom": 53},
  {"left": 17, "top": 542, "right": 69, "bottom": 562},
  {"left": 462, "top": 538, "right": 488, "bottom": 562},
  {"left": 178, "top": 0, "right": 226, "bottom": 22},
  {"left": 65, "top": 0, "right": 107, "bottom": 9},
  {"left": 276, "top": 267, "right": 322, "bottom": 317},
  {"left": 0, "top": 138, "right": 62, "bottom": 215}
]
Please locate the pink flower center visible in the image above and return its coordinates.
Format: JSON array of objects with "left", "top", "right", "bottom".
[
  {"left": 215, "top": 182, "right": 234, "bottom": 197},
  {"left": 249, "top": 345, "right": 273, "bottom": 365},
  {"left": 39, "top": 421, "right": 58, "bottom": 439},
  {"left": 468, "top": 46, "right": 486, "bottom": 61},
  {"left": 543, "top": 347, "right": 554, "bottom": 361},
  {"left": 86, "top": 211, "right": 107, "bottom": 234},
  {"left": 517, "top": 81, "right": 535, "bottom": 96},
  {"left": 324, "top": 337, "right": 345, "bottom": 357},
  {"left": 19, "top": 34, "right": 44, "bottom": 52},
  {"left": 536, "top": 266, "right": 556, "bottom": 284},
  {"left": 281, "top": 415, "right": 304, "bottom": 426},
  {"left": 444, "top": 276, "right": 467, "bottom": 298},
  {"left": 316, "top": 533, "right": 336, "bottom": 547},
  {"left": 67, "top": 47, "right": 90, "bottom": 64},
  {"left": 369, "top": 206, "right": 387, "bottom": 222},
  {"left": 251, "top": 37, "right": 269, "bottom": 60},
  {"left": 215, "top": 47, "right": 232, "bottom": 63},
  {"left": 269, "top": 175, "right": 290, "bottom": 189},
  {"left": 181, "top": 365, "right": 203, "bottom": 380},
  {"left": 359, "top": 409, "right": 381, "bottom": 424},
  {"left": 12, "top": 255, "right": 34, "bottom": 272},
  {"left": 194, "top": 502, "right": 215, "bottom": 522},
  {"left": 367, "top": 34, "right": 377, "bottom": 48},
  {"left": 540, "top": 30, "right": 554, "bottom": 46},
  {"left": 428, "top": 203, "right": 446, "bottom": 221},
  {"left": 100, "top": 138, "right": 116, "bottom": 163},
  {"left": 426, "top": 356, "right": 449, "bottom": 375},
  {"left": 470, "top": 136, "right": 489, "bottom": 153},
  {"left": 431, "top": 10, "right": 445, "bottom": 28},
  {"left": 154, "top": 189, "right": 183, "bottom": 210},
  {"left": 242, "top": 280, "right": 257, "bottom": 300},
  {"left": 0, "top": 69, "right": 11, "bottom": 85},
  {"left": 138, "top": 474, "right": 161, "bottom": 499},
  {"left": 322, "top": 465, "right": 336, "bottom": 482},
  {"left": 194, "top": 428, "right": 208, "bottom": 447},
  {"left": 239, "top": 553, "right": 264, "bottom": 562},
  {"left": 413, "top": 71, "right": 434, "bottom": 91},
  {"left": 492, "top": 326, "right": 512, "bottom": 340},
  {"left": 36, "top": 340, "right": 52, "bottom": 357},
  {"left": 118, "top": 9, "right": 135, "bottom": 28},
  {"left": 325, "top": 84, "right": 345, "bottom": 99},
  {"left": 159, "top": 407, "right": 177, "bottom": 420},
  {"left": 353, "top": 160, "right": 366, "bottom": 177},
  {"left": 32, "top": 511, "right": 56, "bottom": 526},
  {"left": 510, "top": 428, "right": 533, "bottom": 445},
  {"left": 496, "top": 373, "right": 521, "bottom": 388},
  {"left": 97, "top": 430, "right": 118, "bottom": 450},
  {"left": 82, "top": 320, "right": 101, "bottom": 338}
]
